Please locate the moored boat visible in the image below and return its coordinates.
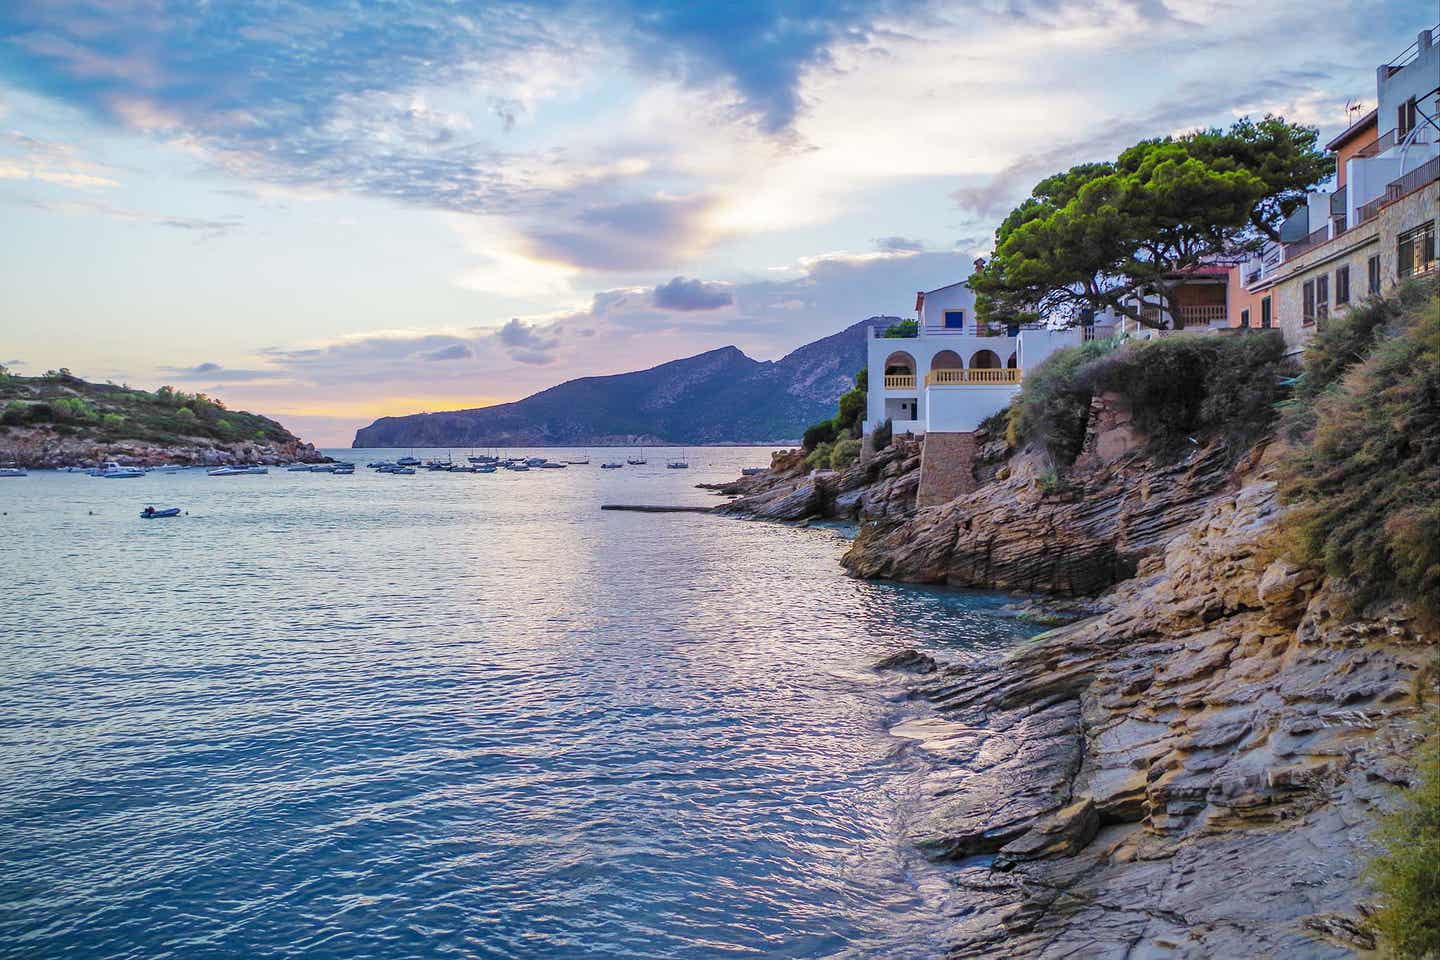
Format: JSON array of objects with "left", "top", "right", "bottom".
[
  {"left": 208, "top": 465, "right": 268, "bottom": 476},
  {"left": 601, "top": 461, "right": 624, "bottom": 469},
  {"left": 96, "top": 461, "right": 145, "bottom": 479},
  {"left": 0, "top": 466, "right": 26, "bottom": 477},
  {"left": 140, "top": 506, "right": 181, "bottom": 519}
]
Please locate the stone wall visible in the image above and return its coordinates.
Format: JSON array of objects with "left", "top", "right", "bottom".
[{"left": 916, "top": 431, "right": 978, "bottom": 508}]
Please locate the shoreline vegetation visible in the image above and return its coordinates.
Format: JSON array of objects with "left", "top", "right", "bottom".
[
  {"left": 0, "top": 369, "right": 324, "bottom": 468},
  {"left": 708, "top": 277, "right": 1439, "bottom": 956}
]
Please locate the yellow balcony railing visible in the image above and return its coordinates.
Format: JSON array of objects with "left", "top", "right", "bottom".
[
  {"left": 925, "top": 368, "right": 1023, "bottom": 386},
  {"left": 883, "top": 374, "right": 916, "bottom": 389}
]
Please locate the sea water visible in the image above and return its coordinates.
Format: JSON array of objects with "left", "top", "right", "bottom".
[{"left": 0, "top": 448, "right": 1040, "bottom": 960}]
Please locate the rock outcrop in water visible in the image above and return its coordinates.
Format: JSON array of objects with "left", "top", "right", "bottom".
[
  {"left": 842, "top": 440, "right": 1250, "bottom": 595},
  {"left": 705, "top": 438, "right": 922, "bottom": 522},
  {"left": 884, "top": 473, "right": 1435, "bottom": 958}
]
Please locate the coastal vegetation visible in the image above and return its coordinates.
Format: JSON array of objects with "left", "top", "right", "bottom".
[
  {"left": 1366, "top": 717, "right": 1440, "bottom": 959},
  {"left": 801, "top": 368, "right": 867, "bottom": 470},
  {"left": 969, "top": 116, "right": 1332, "bottom": 328},
  {"left": 0, "top": 369, "right": 299, "bottom": 447},
  {"left": 1275, "top": 277, "right": 1439, "bottom": 623},
  {"left": 1004, "top": 330, "right": 1290, "bottom": 467}
]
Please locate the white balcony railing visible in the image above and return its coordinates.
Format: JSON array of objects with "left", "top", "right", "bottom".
[{"left": 925, "top": 368, "right": 1022, "bottom": 386}]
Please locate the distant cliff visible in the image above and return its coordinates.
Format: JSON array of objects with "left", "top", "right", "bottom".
[{"left": 352, "top": 318, "right": 893, "bottom": 448}]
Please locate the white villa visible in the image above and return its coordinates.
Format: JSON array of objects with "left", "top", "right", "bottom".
[{"left": 862, "top": 279, "right": 1106, "bottom": 437}]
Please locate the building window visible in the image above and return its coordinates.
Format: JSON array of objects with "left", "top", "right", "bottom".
[
  {"left": 1261, "top": 296, "right": 1272, "bottom": 328},
  {"left": 1398, "top": 221, "right": 1437, "bottom": 279},
  {"left": 1368, "top": 254, "right": 1382, "bottom": 294},
  {"left": 1302, "top": 279, "right": 1315, "bottom": 326},
  {"left": 1335, "top": 265, "right": 1350, "bottom": 306},
  {"left": 1315, "top": 274, "right": 1329, "bottom": 324},
  {"left": 1240, "top": 308, "right": 1250, "bottom": 329},
  {"left": 943, "top": 310, "right": 965, "bottom": 330},
  {"left": 1398, "top": 97, "right": 1417, "bottom": 138}
]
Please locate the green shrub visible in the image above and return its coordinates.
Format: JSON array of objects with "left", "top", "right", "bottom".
[
  {"left": 176, "top": 406, "right": 196, "bottom": 420},
  {"left": 49, "top": 396, "right": 97, "bottom": 421},
  {"left": 100, "top": 413, "right": 124, "bottom": 427},
  {"left": 872, "top": 418, "right": 893, "bottom": 451},
  {"left": 830, "top": 437, "right": 862, "bottom": 470},
  {"left": 882, "top": 318, "right": 918, "bottom": 338},
  {"left": 805, "top": 440, "right": 834, "bottom": 470},
  {"left": 1009, "top": 330, "right": 1290, "bottom": 466},
  {"left": 802, "top": 418, "right": 839, "bottom": 452},
  {"left": 1277, "top": 286, "right": 1439, "bottom": 621},
  {"left": 2, "top": 400, "right": 28, "bottom": 425},
  {"left": 837, "top": 386, "right": 866, "bottom": 434},
  {"left": 1007, "top": 339, "right": 1116, "bottom": 462},
  {"left": 1366, "top": 715, "right": 1440, "bottom": 958}
]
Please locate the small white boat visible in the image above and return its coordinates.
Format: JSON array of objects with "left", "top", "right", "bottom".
[
  {"left": 537, "top": 461, "right": 566, "bottom": 469},
  {"left": 96, "top": 461, "right": 144, "bottom": 479},
  {"left": 475, "top": 464, "right": 497, "bottom": 473},
  {"left": 148, "top": 464, "right": 186, "bottom": 474},
  {"left": 397, "top": 455, "right": 421, "bottom": 467},
  {"left": 390, "top": 466, "right": 416, "bottom": 475},
  {"left": 0, "top": 467, "right": 26, "bottom": 478},
  {"left": 287, "top": 464, "right": 313, "bottom": 472},
  {"left": 208, "top": 465, "right": 268, "bottom": 476},
  {"left": 332, "top": 463, "right": 355, "bottom": 474},
  {"left": 565, "top": 459, "right": 590, "bottom": 465},
  {"left": 601, "top": 461, "right": 624, "bottom": 469}
]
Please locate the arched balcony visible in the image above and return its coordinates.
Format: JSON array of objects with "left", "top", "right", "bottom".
[{"left": 883, "top": 351, "right": 916, "bottom": 389}]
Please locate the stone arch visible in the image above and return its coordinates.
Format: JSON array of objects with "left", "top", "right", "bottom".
[
  {"left": 1007, "top": 351, "right": 1018, "bottom": 369},
  {"left": 970, "top": 349, "right": 1002, "bottom": 369},
  {"left": 930, "top": 349, "right": 964, "bottom": 372},
  {"left": 884, "top": 351, "right": 916, "bottom": 376}
]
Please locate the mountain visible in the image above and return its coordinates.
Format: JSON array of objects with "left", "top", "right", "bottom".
[{"left": 352, "top": 317, "right": 899, "bottom": 448}]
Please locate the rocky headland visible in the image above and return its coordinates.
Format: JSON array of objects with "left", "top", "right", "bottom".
[
  {"left": 0, "top": 372, "right": 324, "bottom": 467},
  {"left": 707, "top": 336, "right": 1435, "bottom": 956}
]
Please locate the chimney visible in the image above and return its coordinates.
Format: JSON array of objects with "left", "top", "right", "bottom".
[
  {"left": 1421, "top": 29, "right": 1433, "bottom": 50},
  {"left": 973, "top": 257, "right": 987, "bottom": 272}
]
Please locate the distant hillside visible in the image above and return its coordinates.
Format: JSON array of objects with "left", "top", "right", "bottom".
[
  {"left": 352, "top": 317, "right": 897, "bottom": 448},
  {"left": 0, "top": 369, "right": 321, "bottom": 467}
]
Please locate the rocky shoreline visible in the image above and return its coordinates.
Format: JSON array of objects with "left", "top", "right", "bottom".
[
  {"left": 0, "top": 428, "right": 327, "bottom": 468},
  {"left": 710, "top": 438, "right": 1434, "bottom": 957}
]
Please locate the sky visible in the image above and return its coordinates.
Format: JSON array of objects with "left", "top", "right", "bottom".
[{"left": 0, "top": 0, "right": 1432, "bottom": 446}]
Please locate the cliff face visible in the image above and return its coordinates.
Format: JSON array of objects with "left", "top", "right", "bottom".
[
  {"left": 885, "top": 475, "right": 1434, "bottom": 958},
  {"left": 842, "top": 441, "right": 1247, "bottom": 595}
]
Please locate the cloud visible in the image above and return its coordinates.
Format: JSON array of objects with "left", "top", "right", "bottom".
[
  {"left": 0, "top": 131, "right": 120, "bottom": 189},
  {"left": 874, "top": 236, "right": 925, "bottom": 253},
  {"left": 158, "top": 362, "right": 275, "bottom": 381},
  {"left": 13, "top": 195, "right": 242, "bottom": 235},
  {"left": 651, "top": 276, "right": 734, "bottom": 311},
  {"left": 495, "top": 318, "right": 561, "bottom": 364},
  {"left": 421, "top": 343, "right": 474, "bottom": 361}
]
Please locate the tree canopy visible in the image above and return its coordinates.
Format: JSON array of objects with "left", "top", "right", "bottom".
[{"left": 969, "top": 116, "right": 1333, "bottom": 329}]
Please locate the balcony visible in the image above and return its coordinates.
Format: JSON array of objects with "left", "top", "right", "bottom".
[
  {"left": 883, "top": 374, "right": 916, "bottom": 389},
  {"left": 925, "top": 368, "right": 1022, "bottom": 386},
  {"left": 1177, "top": 304, "right": 1227, "bottom": 328}
]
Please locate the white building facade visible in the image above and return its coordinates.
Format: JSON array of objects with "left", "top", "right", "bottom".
[{"left": 862, "top": 281, "right": 1098, "bottom": 436}]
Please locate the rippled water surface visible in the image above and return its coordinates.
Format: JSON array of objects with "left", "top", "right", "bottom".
[{"left": 1, "top": 449, "right": 1039, "bottom": 960}]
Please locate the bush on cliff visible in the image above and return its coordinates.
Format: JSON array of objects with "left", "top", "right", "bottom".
[
  {"left": 802, "top": 367, "right": 867, "bottom": 451},
  {"left": 1366, "top": 715, "right": 1440, "bottom": 959},
  {"left": 829, "top": 437, "right": 862, "bottom": 471},
  {"left": 1006, "top": 339, "right": 1116, "bottom": 463},
  {"left": 1277, "top": 280, "right": 1439, "bottom": 622},
  {"left": 1008, "top": 331, "right": 1290, "bottom": 466}
]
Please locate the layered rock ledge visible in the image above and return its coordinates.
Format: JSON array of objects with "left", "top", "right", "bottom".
[{"left": 884, "top": 477, "right": 1434, "bottom": 958}]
